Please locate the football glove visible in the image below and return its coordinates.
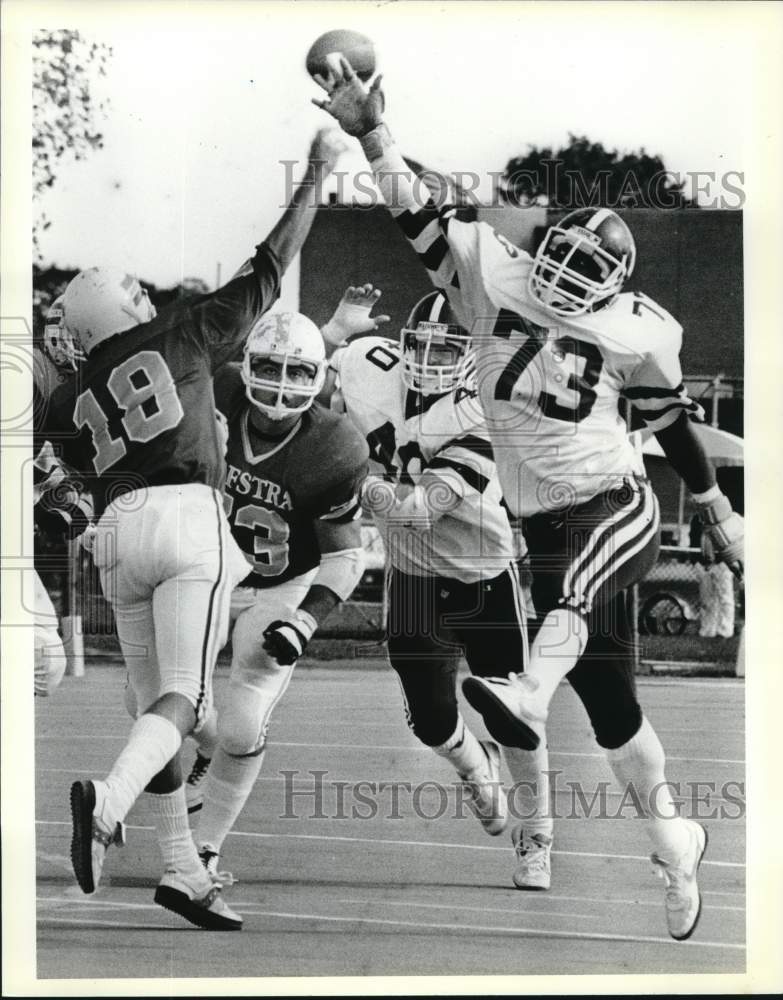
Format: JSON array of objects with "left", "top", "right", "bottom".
[
  {"left": 695, "top": 492, "right": 744, "bottom": 581},
  {"left": 34, "top": 496, "right": 92, "bottom": 541},
  {"left": 262, "top": 609, "right": 318, "bottom": 666}
]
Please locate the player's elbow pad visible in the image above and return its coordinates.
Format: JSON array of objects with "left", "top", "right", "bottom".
[{"left": 313, "top": 547, "right": 366, "bottom": 602}]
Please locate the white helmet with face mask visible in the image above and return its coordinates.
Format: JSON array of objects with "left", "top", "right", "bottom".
[
  {"left": 241, "top": 311, "right": 327, "bottom": 420},
  {"left": 43, "top": 294, "right": 86, "bottom": 370},
  {"left": 62, "top": 266, "right": 157, "bottom": 355},
  {"left": 400, "top": 290, "right": 474, "bottom": 396}
]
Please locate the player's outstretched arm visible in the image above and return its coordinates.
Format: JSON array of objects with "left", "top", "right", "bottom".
[
  {"left": 189, "top": 129, "right": 346, "bottom": 370},
  {"left": 313, "top": 58, "right": 472, "bottom": 322},
  {"left": 655, "top": 413, "right": 744, "bottom": 580},
  {"left": 264, "top": 128, "right": 347, "bottom": 271},
  {"left": 321, "top": 283, "right": 390, "bottom": 356}
]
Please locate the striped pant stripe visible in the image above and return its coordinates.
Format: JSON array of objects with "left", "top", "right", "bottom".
[
  {"left": 506, "top": 564, "right": 530, "bottom": 672},
  {"left": 563, "top": 486, "right": 645, "bottom": 600},
  {"left": 563, "top": 484, "right": 657, "bottom": 614},
  {"left": 195, "top": 490, "right": 230, "bottom": 722},
  {"left": 581, "top": 491, "right": 660, "bottom": 610}
]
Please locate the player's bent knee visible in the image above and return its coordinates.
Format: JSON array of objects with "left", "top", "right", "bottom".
[
  {"left": 218, "top": 666, "right": 292, "bottom": 756},
  {"left": 408, "top": 713, "right": 460, "bottom": 748},
  {"left": 390, "top": 661, "right": 459, "bottom": 747},
  {"left": 592, "top": 703, "right": 643, "bottom": 750},
  {"left": 217, "top": 692, "right": 268, "bottom": 756}
]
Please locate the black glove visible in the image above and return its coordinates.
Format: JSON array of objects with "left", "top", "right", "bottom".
[
  {"left": 34, "top": 499, "right": 90, "bottom": 541},
  {"left": 262, "top": 610, "right": 318, "bottom": 666}
]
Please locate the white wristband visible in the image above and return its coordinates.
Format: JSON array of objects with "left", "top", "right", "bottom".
[
  {"left": 292, "top": 609, "right": 318, "bottom": 642},
  {"left": 359, "top": 123, "right": 395, "bottom": 162},
  {"left": 691, "top": 484, "right": 722, "bottom": 504}
]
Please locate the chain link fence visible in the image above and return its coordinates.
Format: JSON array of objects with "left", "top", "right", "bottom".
[{"left": 37, "top": 528, "right": 744, "bottom": 675}]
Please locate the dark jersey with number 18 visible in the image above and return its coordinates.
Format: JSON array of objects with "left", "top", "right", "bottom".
[{"left": 37, "top": 244, "right": 281, "bottom": 517}]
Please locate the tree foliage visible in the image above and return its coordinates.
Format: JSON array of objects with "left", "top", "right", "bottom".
[
  {"left": 32, "top": 30, "right": 113, "bottom": 254},
  {"left": 500, "top": 134, "right": 695, "bottom": 209}
]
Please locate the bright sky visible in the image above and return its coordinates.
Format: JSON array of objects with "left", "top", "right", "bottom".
[{"left": 26, "top": 1, "right": 761, "bottom": 286}]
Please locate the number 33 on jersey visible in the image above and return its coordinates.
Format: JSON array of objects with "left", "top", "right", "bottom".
[{"left": 214, "top": 365, "right": 368, "bottom": 589}]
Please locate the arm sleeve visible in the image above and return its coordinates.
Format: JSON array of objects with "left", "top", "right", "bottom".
[
  {"left": 185, "top": 242, "right": 282, "bottom": 371},
  {"left": 363, "top": 135, "right": 485, "bottom": 326},
  {"left": 622, "top": 333, "right": 705, "bottom": 433},
  {"left": 425, "top": 433, "right": 495, "bottom": 499},
  {"left": 298, "top": 421, "right": 370, "bottom": 523},
  {"left": 309, "top": 465, "right": 369, "bottom": 524}
]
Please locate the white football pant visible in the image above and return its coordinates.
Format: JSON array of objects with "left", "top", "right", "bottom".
[{"left": 92, "top": 483, "right": 248, "bottom": 727}]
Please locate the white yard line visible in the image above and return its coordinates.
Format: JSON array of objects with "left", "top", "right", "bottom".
[
  {"left": 34, "top": 819, "right": 746, "bottom": 869},
  {"left": 36, "top": 900, "right": 744, "bottom": 951}
]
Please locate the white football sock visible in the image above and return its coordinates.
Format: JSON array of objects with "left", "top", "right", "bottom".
[
  {"left": 503, "top": 744, "right": 553, "bottom": 838},
  {"left": 433, "top": 716, "right": 487, "bottom": 778},
  {"left": 605, "top": 716, "right": 691, "bottom": 863},
  {"left": 524, "top": 607, "right": 588, "bottom": 713},
  {"left": 103, "top": 713, "right": 183, "bottom": 826},
  {"left": 147, "top": 786, "right": 212, "bottom": 891},
  {"left": 194, "top": 705, "right": 218, "bottom": 760},
  {"left": 195, "top": 746, "right": 266, "bottom": 854}
]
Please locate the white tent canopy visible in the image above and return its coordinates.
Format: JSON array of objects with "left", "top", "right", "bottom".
[
  {"left": 639, "top": 424, "right": 744, "bottom": 467},
  {"left": 634, "top": 424, "right": 743, "bottom": 542}
]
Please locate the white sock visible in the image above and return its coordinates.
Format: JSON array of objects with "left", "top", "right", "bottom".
[
  {"left": 147, "top": 786, "right": 211, "bottom": 891},
  {"left": 525, "top": 607, "right": 588, "bottom": 712},
  {"left": 103, "top": 713, "right": 183, "bottom": 825},
  {"left": 433, "top": 716, "right": 487, "bottom": 778},
  {"left": 194, "top": 706, "right": 219, "bottom": 760},
  {"left": 503, "top": 745, "right": 553, "bottom": 838},
  {"left": 195, "top": 746, "right": 266, "bottom": 854},
  {"left": 605, "top": 716, "right": 691, "bottom": 863}
]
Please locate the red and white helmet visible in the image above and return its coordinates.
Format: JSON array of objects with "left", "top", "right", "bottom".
[
  {"left": 529, "top": 208, "right": 636, "bottom": 317},
  {"left": 242, "top": 311, "right": 326, "bottom": 420},
  {"left": 43, "top": 294, "right": 85, "bottom": 370},
  {"left": 62, "top": 266, "right": 156, "bottom": 354},
  {"left": 400, "top": 291, "right": 473, "bottom": 396}
]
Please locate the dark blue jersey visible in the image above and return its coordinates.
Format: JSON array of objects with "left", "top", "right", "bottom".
[
  {"left": 37, "top": 244, "right": 280, "bottom": 516},
  {"left": 215, "top": 364, "right": 369, "bottom": 588}
]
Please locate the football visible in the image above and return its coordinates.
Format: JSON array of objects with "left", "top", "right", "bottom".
[{"left": 306, "top": 29, "right": 376, "bottom": 82}]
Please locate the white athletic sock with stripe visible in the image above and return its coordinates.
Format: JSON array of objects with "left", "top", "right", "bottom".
[
  {"left": 195, "top": 746, "right": 267, "bottom": 854},
  {"left": 524, "top": 607, "right": 588, "bottom": 713},
  {"left": 433, "top": 716, "right": 488, "bottom": 778},
  {"left": 102, "top": 713, "right": 183, "bottom": 826},
  {"left": 503, "top": 745, "right": 553, "bottom": 838},
  {"left": 605, "top": 716, "right": 691, "bottom": 863},
  {"left": 147, "top": 786, "right": 212, "bottom": 891}
]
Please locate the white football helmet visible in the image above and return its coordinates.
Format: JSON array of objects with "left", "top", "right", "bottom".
[
  {"left": 43, "top": 295, "right": 86, "bottom": 371},
  {"left": 62, "top": 266, "right": 156, "bottom": 354},
  {"left": 400, "top": 291, "right": 474, "bottom": 396},
  {"left": 242, "top": 311, "right": 326, "bottom": 420}
]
